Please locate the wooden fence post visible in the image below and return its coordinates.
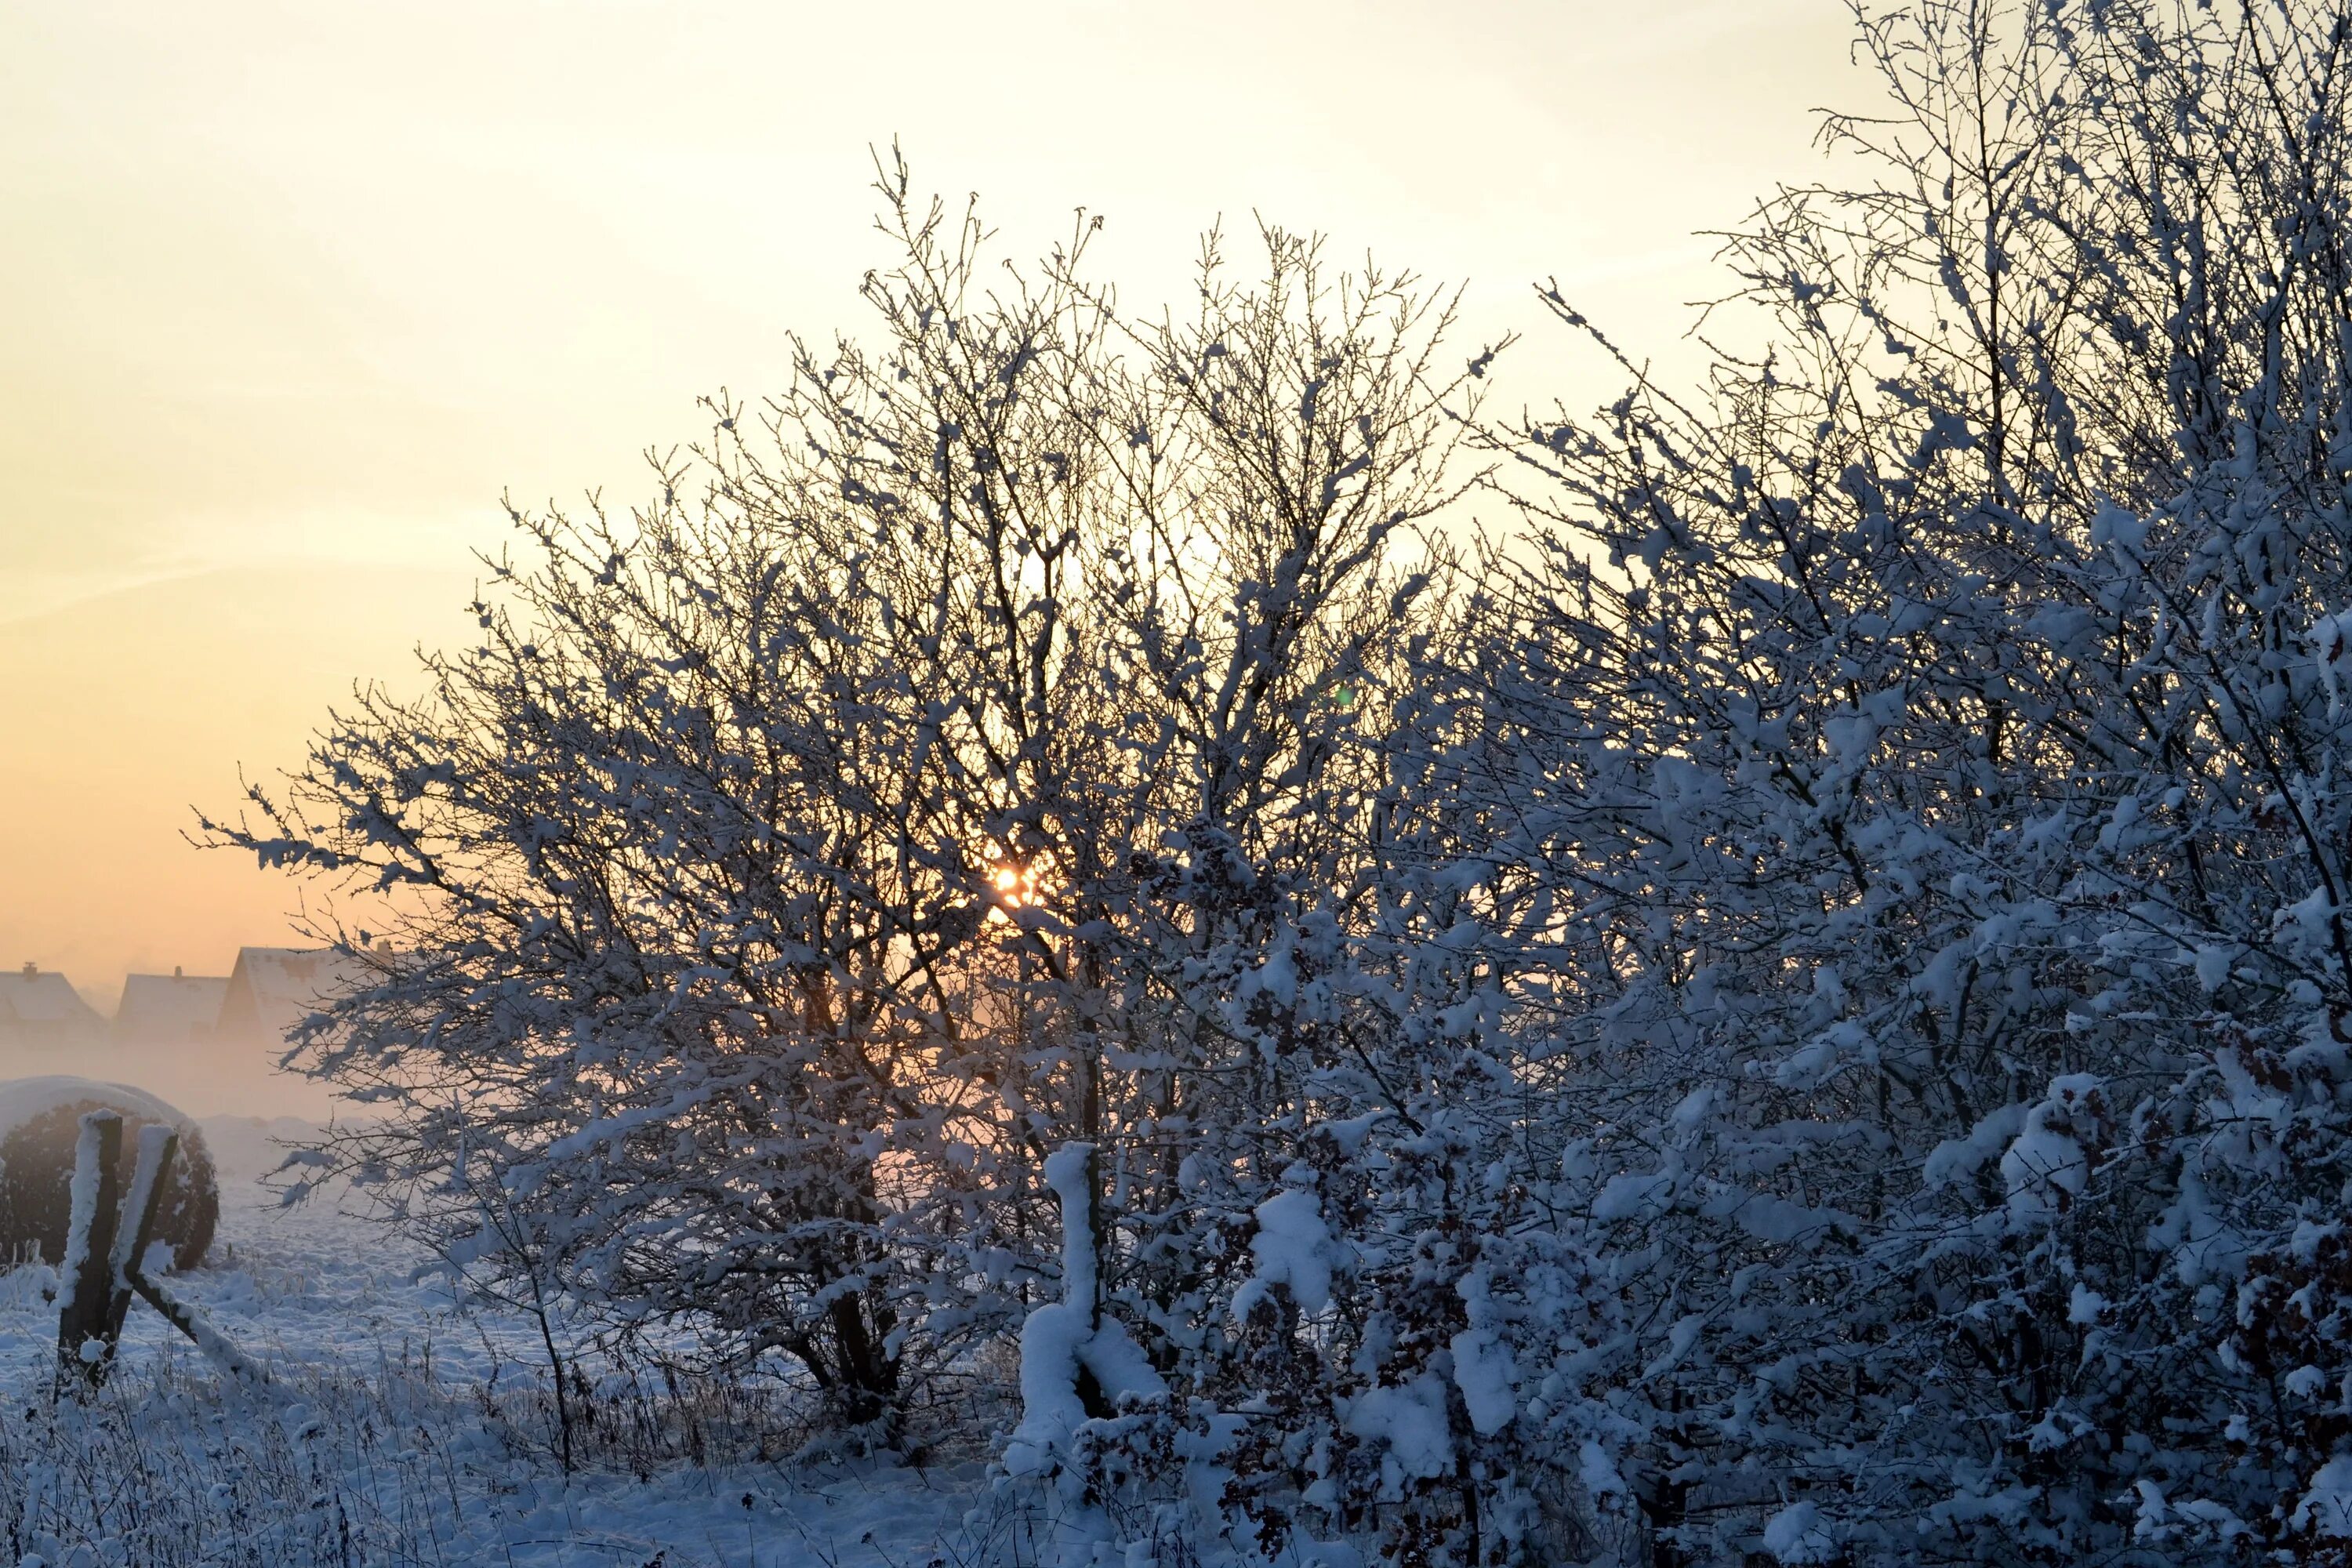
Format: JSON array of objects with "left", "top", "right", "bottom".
[
  {"left": 53, "top": 1110, "right": 267, "bottom": 1393},
  {"left": 106, "top": 1123, "right": 179, "bottom": 1344},
  {"left": 55, "top": 1110, "right": 125, "bottom": 1390}
]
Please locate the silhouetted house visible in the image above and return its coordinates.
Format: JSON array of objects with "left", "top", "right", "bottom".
[
  {"left": 0, "top": 963, "right": 107, "bottom": 1052},
  {"left": 215, "top": 946, "right": 367, "bottom": 1051},
  {"left": 112, "top": 967, "right": 230, "bottom": 1045}
]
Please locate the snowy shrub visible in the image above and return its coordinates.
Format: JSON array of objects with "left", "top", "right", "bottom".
[
  {"left": 204, "top": 150, "right": 1484, "bottom": 1475},
  {"left": 1443, "top": 0, "right": 2352, "bottom": 1561}
]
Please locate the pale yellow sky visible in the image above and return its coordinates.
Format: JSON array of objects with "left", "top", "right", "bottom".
[{"left": 1, "top": 0, "right": 1863, "bottom": 1002}]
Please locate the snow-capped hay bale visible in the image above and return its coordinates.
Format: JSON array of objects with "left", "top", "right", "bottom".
[{"left": 0, "top": 1077, "right": 218, "bottom": 1270}]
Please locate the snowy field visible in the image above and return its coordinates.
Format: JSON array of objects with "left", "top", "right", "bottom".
[{"left": 0, "top": 1119, "right": 998, "bottom": 1568}]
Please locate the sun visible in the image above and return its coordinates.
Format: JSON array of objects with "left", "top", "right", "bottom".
[{"left": 991, "top": 863, "right": 1040, "bottom": 909}]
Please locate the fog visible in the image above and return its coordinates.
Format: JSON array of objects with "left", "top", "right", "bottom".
[{"left": 0, "top": 1037, "right": 344, "bottom": 1126}]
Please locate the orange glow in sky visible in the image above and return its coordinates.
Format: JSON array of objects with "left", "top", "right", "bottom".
[{"left": 1, "top": 0, "right": 1863, "bottom": 1006}]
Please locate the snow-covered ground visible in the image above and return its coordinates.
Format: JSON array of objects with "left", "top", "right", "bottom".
[{"left": 0, "top": 1117, "right": 996, "bottom": 1568}]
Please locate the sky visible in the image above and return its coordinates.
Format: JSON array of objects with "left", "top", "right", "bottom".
[{"left": 0, "top": 0, "right": 1866, "bottom": 1007}]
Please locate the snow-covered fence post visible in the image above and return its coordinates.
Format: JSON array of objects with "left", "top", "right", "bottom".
[
  {"left": 54, "top": 1109, "right": 124, "bottom": 1390},
  {"left": 122, "top": 1124, "right": 268, "bottom": 1388},
  {"left": 1051, "top": 1141, "right": 1099, "bottom": 1330},
  {"left": 123, "top": 1262, "right": 267, "bottom": 1388},
  {"left": 1004, "top": 1142, "right": 1167, "bottom": 1489},
  {"left": 51, "top": 1113, "right": 265, "bottom": 1392},
  {"left": 107, "top": 1123, "right": 179, "bottom": 1342}
]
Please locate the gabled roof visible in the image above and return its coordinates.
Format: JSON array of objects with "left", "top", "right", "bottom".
[
  {"left": 0, "top": 966, "right": 105, "bottom": 1036},
  {"left": 216, "top": 946, "right": 368, "bottom": 1041},
  {"left": 113, "top": 970, "right": 230, "bottom": 1041}
]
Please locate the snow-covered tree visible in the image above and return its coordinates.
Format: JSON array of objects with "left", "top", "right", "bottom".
[
  {"left": 202, "top": 165, "right": 1111, "bottom": 1431},
  {"left": 205, "top": 154, "right": 1486, "bottom": 1465},
  {"left": 1440, "top": 1, "right": 2352, "bottom": 1563}
]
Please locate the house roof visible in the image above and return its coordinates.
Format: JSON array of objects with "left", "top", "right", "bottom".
[
  {"left": 0, "top": 967, "right": 104, "bottom": 1031},
  {"left": 216, "top": 946, "right": 368, "bottom": 1040},
  {"left": 114, "top": 971, "right": 231, "bottom": 1038}
]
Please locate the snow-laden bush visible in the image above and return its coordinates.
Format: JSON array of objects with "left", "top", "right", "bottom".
[
  {"left": 1030, "top": 2, "right": 2352, "bottom": 1563},
  {"left": 1430, "top": 1, "right": 2352, "bottom": 1562},
  {"left": 204, "top": 151, "right": 1483, "bottom": 1461}
]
